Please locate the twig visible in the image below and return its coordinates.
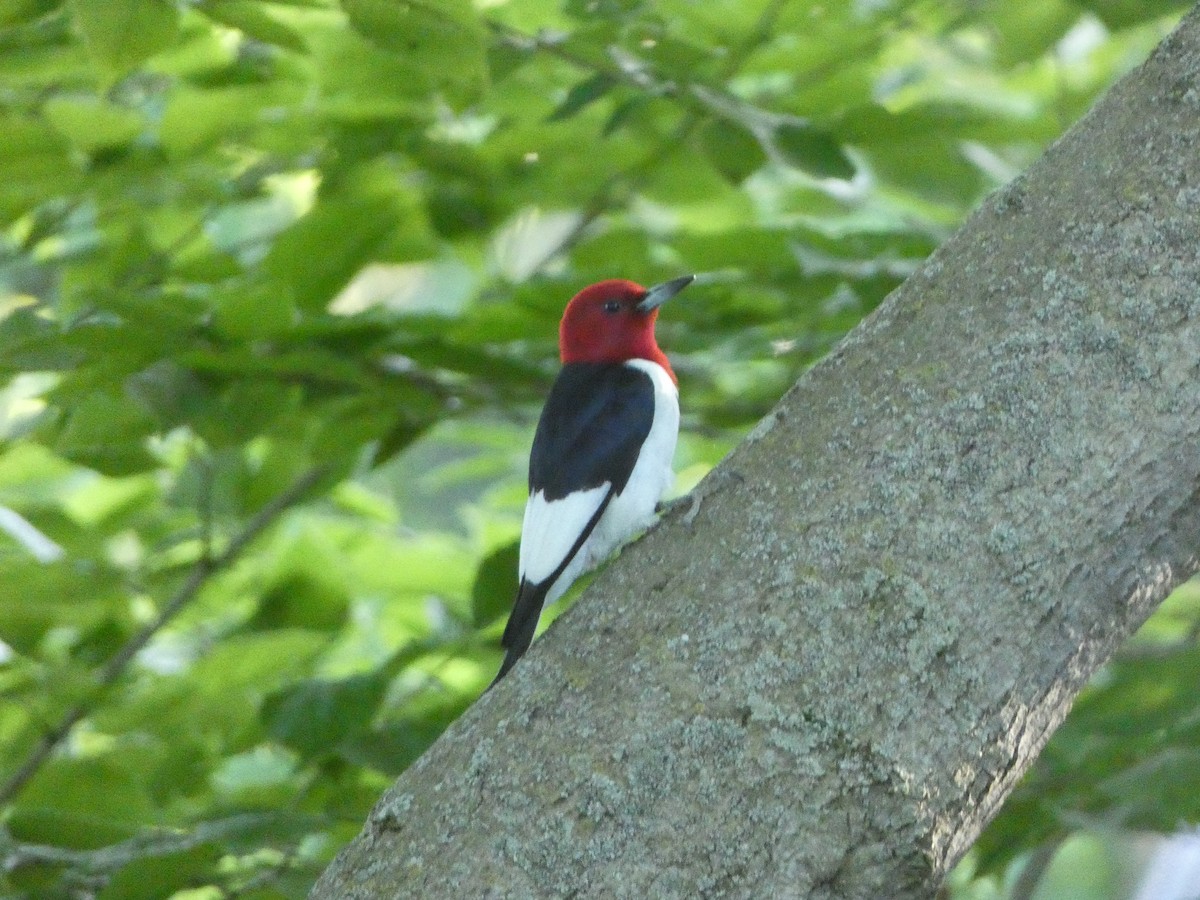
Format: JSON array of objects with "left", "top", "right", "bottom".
[
  {"left": 1, "top": 813, "right": 283, "bottom": 874},
  {"left": 0, "top": 505, "right": 64, "bottom": 562},
  {"left": 492, "top": 0, "right": 794, "bottom": 273},
  {"left": 1010, "top": 835, "right": 1065, "bottom": 900},
  {"left": 484, "top": 0, "right": 930, "bottom": 274},
  {"left": 0, "top": 465, "right": 330, "bottom": 805}
]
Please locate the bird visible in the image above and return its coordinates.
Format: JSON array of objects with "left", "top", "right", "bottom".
[{"left": 491, "top": 274, "right": 695, "bottom": 685}]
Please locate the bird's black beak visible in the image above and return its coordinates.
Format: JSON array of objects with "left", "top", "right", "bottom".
[{"left": 637, "top": 274, "right": 694, "bottom": 313}]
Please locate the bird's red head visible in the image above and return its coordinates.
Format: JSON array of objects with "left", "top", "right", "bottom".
[{"left": 558, "top": 275, "right": 693, "bottom": 382}]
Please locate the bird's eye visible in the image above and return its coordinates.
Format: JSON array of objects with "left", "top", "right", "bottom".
[{"left": 602, "top": 300, "right": 621, "bottom": 314}]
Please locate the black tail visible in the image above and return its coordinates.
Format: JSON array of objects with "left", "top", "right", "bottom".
[
  {"left": 489, "top": 493, "right": 613, "bottom": 689},
  {"left": 489, "top": 580, "right": 548, "bottom": 688}
]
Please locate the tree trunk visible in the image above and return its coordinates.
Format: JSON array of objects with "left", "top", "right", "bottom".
[{"left": 312, "top": 9, "right": 1200, "bottom": 898}]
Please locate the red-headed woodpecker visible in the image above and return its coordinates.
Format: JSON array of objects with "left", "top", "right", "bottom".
[{"left": 492, "top": 274, "right": 694, "bottom": 684}]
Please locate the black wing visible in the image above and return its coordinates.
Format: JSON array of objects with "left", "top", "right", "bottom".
[{"left": 528, "top": 362, "right": 656, "bottom": 500}]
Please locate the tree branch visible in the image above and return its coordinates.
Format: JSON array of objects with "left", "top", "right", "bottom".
[
  {"left": 0, "top": 465, "right": 329, "bottom": 806},
  {"left": 312, "top": 6, "right": 1200, "bottom": 897},
  {"left": 1, "top": 813, "right": 277, "bottom": 873}
]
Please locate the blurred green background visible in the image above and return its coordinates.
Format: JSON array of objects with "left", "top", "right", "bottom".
[{"left": 1, "top": 1, "right": 1197, "bottom": 897}]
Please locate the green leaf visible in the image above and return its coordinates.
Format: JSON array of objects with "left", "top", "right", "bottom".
[
  {"left": 212, "top": 282, "right": 298, "bottom": 341},
  {"left": 340, "top": 0, "right": 486, "bottom": 105},
  {"left": 338, "top": 698, "right": 471, "bottom": 774},
  {"left": 772, "top": 122, "right": 854, "bottom": 180},
  {"left": 189, "top": 380, "right": 301, "bottom": 448},
  {"left": 862, "top": 139, "right": 985, "bottom": 210},
  {"left": 68, "top": 0, "right": 178, "bottom": 74},
  {"left": 159, "top": 81, "right": 304, "bottom": 156},
  {"left": 0, "top": 558, "right": 124, "bottom": 653},
  {"left": 248, "top": 565, "right": 351, "bottom": 632},
  {"left": 262, "top": 671, "right": 391, "bottom": 758},
  {"left": 603, "top": 95, "right": 648, "bottom": 136},
  {"left": 305, "top": 24, "right": 424, "bottom": 119},
  {"left": 632, "top": 30, "right": 717, "bottom": 81},
  {"left": 190, "top": 631, "right": 328, "bottom": 698},
  {"left": 50, "top": 392, "right": 158, "bottom": 476},
  {"left": 0, "top": 443, "right": 80, "bottom": 508},
  {"left": 548, "top": 73, "right": 616, "bottom": 122},
  {"left": 124, "top": 360, "right": 213, "bottom": 432},
  {"left": 202, "top": 0, "right": 309, "bottom": 53},
  {"left": 0, "top": 0, "right": 62, "bottom": 27},
  {"left": 263, "top": 167, "right": 434, "bottom": 311},
  {"left": 9, "top": 756, "right": 152, "bottom": 848},
  {"left": 836, "top": 102, "right": 1055, "bottom": 147},
  {"left": 6, "top": 807, "right": 137, "bottom": 853},
  {"left": 0, "top": 117, "right": 78, "bottom": 223},
  {"left": 973, "top": 638, "right": 1200, "bottom": 877},
  {"left": 210, "top": 745, "right": 298, "bottom": 806},
  {"left": 175, "top": 345, "right": 368, "bottom": 387},
  {"left": 984, "top": 0, "right": 1080, "bottom": 67},
  {"left": 43, "top": 95, "right": 144, "bottom": 154},
  {"left": 0, "top": 307, "right": 78, "bottom": 375},
  {"left": 563, "top": 0, "right": 643, "bottom": 18},
  {"left": 98, "top": 844, "right": 223, "bottom": 900},
  {"left": 697, "top": 120, "right": 768, "bottom": 184},
  {"left": 1073, "top": 0, "right": 1192, "bottom": 29},
  {"left": 1099, "top": 748, "right": 1200, "bottom": 829}
]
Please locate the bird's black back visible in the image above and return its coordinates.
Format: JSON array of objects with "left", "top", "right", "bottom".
[{"left": 528, "top": 362, "right": 656, "bottom": 501}]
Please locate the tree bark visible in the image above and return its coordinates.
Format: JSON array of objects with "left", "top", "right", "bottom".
[{"left": 312, "top": 9, "right": 1200, "bottom": 898}]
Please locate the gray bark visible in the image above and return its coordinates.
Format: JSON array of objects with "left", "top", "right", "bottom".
[{"left": 313, "top": 9, "right": 1200, "bottom": 899}]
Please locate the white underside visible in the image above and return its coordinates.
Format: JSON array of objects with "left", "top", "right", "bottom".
[{"left": 519, "top": 358, "right": 679, "bottom": 609}]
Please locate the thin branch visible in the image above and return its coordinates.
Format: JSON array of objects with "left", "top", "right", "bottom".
[
  {"left": 1010, "top": 836, "right": 1066, "bottom": 900},
  {"left": 483, "top": 0, "right": 935, "bottom": 275},
  {"left": 0, "top": 505, "right": 64, "bottom": 563},
  {"left": 1, "top": 813, "right": 283, "bottom": 874},
  {"left": 485, "top": 13, "right": 796, "bottom": 130},
  {"left": 0, "top": 465, "right": 330, "bottom": 806},
  {"left": 489, "top": 0, "right": 796, "bottom": 273},
  {"left": 199, "top": 449, "right": 216, "bottom": 564}
]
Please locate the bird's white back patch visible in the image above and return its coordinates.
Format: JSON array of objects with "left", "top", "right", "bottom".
[{"left": 519, "top": 484, "right": 609, "bottom": 587}]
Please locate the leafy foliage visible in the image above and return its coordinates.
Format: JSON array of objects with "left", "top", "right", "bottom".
[
  {"left": 966, "top": 582, "right": 1200, "bottom": 886},
  {"left": 0, "top": 0, "right": 1190, "bottom": 896}
]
